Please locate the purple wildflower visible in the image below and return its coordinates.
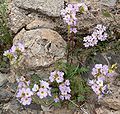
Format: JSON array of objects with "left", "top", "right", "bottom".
[
  {"left": 40, "top": 80, "right": 50, "bottom": 89},
  {"left": 59, "top": 80, "right": 71, "bottom": 100},
  {"left": 88, "top": 79, "right": 95, "bottom": 86},
  {"left": 83, "top": 25, "right": 108, "bottom": 47},
  {"left": 16, "top": 88, "right": 26, "bottom": 98},
  {"left": 59, "top": 95, "right": 65, "bottom": 100},
  {"left": 49, "top": 71, "right": 56, "bottom": 82},
  {"left": 25, "top": 88, "right": 33, "bottom": 97},
  {"left": 100, "top": 65, "right": 109, "bottom": 75},
  {"left": 70, "top": 28, "right": 77, "bottom": 33},
  {"left": 64, "top": 94, "right": 71, "bottom": 100},
  {"left": 91, "top": 84, "right": 100, "bottom": 95},
  {"left": 91, "top": 67, "right": 99, "bottom": 76},
  {"left": 88, "top": 64, "right": 117, "bottom": 99},
  {"left": 61, "top": 4, "right": 80, "bottom": 33},
  {"left": 65, "top": 80, "right": 70, "bottom": 86},
  {"left": 54, "top": 96, "right": 60, "bottom": 103},
  {"left": 20, "top": 97, "right": 32, "bottom": 106},
  {"left": 37, "top": 88, "right": 48, "bottom": 99},
  {"left": 10, "top": 45, "right": 16, "bottom": 53},
  {"left": 49, "top": 71, "right": 64, "bottom": 83},
  {"left": 17, "top": 43, "right": 25, "bottom": 52},
  {"left": 18, "top": 82, "right": 26, "bottom": 89},
  {"left": 3, "top": 43, "right": 25, "bottom": 64},
  {"left": 96, "top": 79, "right": 104, "bottom": 87},
  {"left": 32, "top": 84, "right": 39, "bottom": 92}
]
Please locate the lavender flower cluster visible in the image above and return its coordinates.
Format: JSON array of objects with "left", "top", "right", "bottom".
[
  {"left": 59, "top": 80, "right": 71, "bottom": 101},
  {"left": 61, "top": 3, "right": 88, "bottom": 33},
  {"left": 88, "top": 64, "right": 117, "bottom": 99},
  {"left": 49, "top": 71, "right": 71, "bottom": 102},
  {"left": 16, "top": 71, "right": 71, "bottom": 105},
  {"left": 3, "top": 43, "right": 24, "bottom": 64},
  {"left": 83, "top": 24, "right": 108, "bottom": 47},
  {"left": 16, "top": 76, "right": 33, "bottom": 105},
  {"left": 16, "top": 76, "right": 51, "bottom": 105},
  {"left": 33, "top": 80, "right": 51, "bottom": 99},
  {"left": 61, "top": 4, "right": 79, "bottom": 33}
]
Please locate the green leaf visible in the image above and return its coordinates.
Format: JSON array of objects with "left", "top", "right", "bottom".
[
  {"left": 53, "top": 102, "right": 61, "bottom": 108},
  {"left": 78, "top": 67, "right": 89, "bottom": 74},
  {"left": 79, "top": 6, "right": 84, "bottom": 13},
  {"left": 51, "top": 88, "right": 59, "bottom": 93},
  {"left": 77, "top": 95, "right": 85, "bottom": 102},
  {"left": 102, "top": 10, "right": 112, "bottom": 17}
]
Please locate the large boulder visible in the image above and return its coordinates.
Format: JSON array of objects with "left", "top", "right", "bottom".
[{"left": 13, "top": 28, "right": 66, "bottom": 68}]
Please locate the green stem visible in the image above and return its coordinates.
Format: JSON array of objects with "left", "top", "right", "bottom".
[
  {"left": 68, "top": 99, "right": 79, "bottom": 108},
  {"left": 67, "top": 25, "right": 71, "bottom": 63}
]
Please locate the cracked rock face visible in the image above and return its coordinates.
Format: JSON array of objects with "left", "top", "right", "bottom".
[
  {"left": 8, "top": 0, "right": 64, "bottom": 34},
  {"left": 8, "top": 3, "right": 32, "bottom": 33},
  {"left": 13, "top": 28, "right": 66, "bottom": 68},
  {"left": 0, "top": 73, "right": 8, "bottom": 87},
  {"left": 100, "top": 84, "right": 120, "bottom": 110},
  {"left": 13, "top": 0, "right": 64, "bottom": 17},
  {"left": 95, "top": 106, "right": 120, "bottom": 114},
  {"left": 26, "top": 20, "right": 56, "bottom": 30}
]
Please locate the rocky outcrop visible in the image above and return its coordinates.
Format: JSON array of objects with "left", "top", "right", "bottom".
[
  {"left": 8, "top": 0, "right": 119, "bottom": 35},
  {"left": 8, "top": 0, "right": 65, "bottom": 34}
]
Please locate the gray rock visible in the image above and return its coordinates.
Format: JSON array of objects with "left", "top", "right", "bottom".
[
  {"left": 2, "top": 99, "right": 84, "bottom": 114},
  {"left": 0, "top": 73, "right": 8, "bottom": 87},
  {"left": 101, "top": 0, "right": 117, "bottom": 7},
  {"left": 8, "top": 3, "right": 32, "bottom": 33},
  {"left": 95, "top": 106, "right": 120, "bottom": 114},
  {"left": 26, "top": 19, "right": 56, "bottom": 30},
  {"left": 2, "top": 99, "right": 42, "bottom": 114},
  {"left": 13, "top": 0, "right": 64, "bottom": 17},
  {"left": 98, "top": 84, "right": 120, "bottom": 110},
  {"left": 13, "top": 28, "right": 66, "bottom": 68},
  {"left": 0, "top": 88, "right": 13, "bottom": 103},
  {"left": 106, "top": 51, "right": 120, "bottom": 74},
  {"left": 8, "top": 0, "right": 65, "bottom": 34},
  {"left": 85, "top": 51, "right": 120, "bottom": 78}
]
